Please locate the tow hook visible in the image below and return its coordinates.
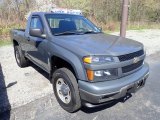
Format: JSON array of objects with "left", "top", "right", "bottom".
[
  {"left": 137, "top": 77, "right": 146, "bottom": 88},
  {"left": 137, "top": 80, "right": 144, "bottom": 87}
]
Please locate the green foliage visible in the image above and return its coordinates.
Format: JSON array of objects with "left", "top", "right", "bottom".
[
  {"left": 0, "top": 40, "right": 12, "bottom": 47},
  {"left": 59, "top": 0, "right": 160, "bottom": 24},
  {"left": 0, "top": 0, "right": 159, "bottom": 40},
  {"left": 59, "top": 0, "right": 91, "bottom": 16},
  {"left": 0, "top": 23, "right": 25, "bottom": 36}
]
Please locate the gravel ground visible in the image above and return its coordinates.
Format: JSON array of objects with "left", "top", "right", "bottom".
[
  {"left": 0, "top": 46, "right": 53, "bottom": 112},
  {"left": 0, "top": 29, "right": 160, "bottom": 119},
  {"left": 112, "top": 29, "right": 160, "bottom": 55}
]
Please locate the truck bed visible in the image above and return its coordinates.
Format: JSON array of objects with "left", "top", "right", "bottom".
[{"left": 10, "top": 29, "right": 26, "bottom": 44}]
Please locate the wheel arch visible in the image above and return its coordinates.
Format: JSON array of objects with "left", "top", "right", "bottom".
[
  {"left": 49, "top": 54, "right": 86, "bottom": 81},
  {"left": 13, "top": 39, "right": 19, "bottom": 46}
]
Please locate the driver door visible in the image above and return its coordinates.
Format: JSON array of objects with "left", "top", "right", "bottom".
[{"left": 26, "top": 16, "right": 49, "bottom": 72}]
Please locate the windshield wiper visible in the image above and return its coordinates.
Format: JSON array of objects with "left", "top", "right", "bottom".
[
  {"left": 54, "top": 30, "right": 78, "bottom": 36},
  {"left": 54, "top": 30, "right": 99, "bottom": 36},
  {"left": 83, "top": 30, "right": 98, "bottom": 34}
]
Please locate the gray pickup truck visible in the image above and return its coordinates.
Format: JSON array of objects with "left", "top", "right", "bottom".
[{"left": 10, "top": 11, "right": 149, "bottom": 112}]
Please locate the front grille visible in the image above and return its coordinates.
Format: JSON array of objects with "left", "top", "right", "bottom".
[
  {"left": 118, "top": 50, "right": 144, "bottom": 62},
  {"left": 122, "top": 60, "right": 143, "bottom": 73}
]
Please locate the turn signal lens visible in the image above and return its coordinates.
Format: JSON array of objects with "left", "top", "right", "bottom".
[
  {"left": 86, "top": 69, "right": 94, "bottom": 81},
  {"left": 83, "top": 57, "right": 92, "bottom": 63}
]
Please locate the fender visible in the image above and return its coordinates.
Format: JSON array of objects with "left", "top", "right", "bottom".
[{"left": 48, "top": 42, "right": 87, "bottom": 81}]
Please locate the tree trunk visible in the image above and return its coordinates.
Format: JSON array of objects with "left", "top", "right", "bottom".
[{"left": 15, "top": 0, "right": 21, "bottom": 21}]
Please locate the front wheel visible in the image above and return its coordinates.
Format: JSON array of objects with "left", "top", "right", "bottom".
[{"left": 52, "top": 68, "right": 81, "bottom": 113}]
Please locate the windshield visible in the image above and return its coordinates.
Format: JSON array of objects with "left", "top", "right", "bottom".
[{"left": 45, "top": 14, "right": 101, "bottom": 36}]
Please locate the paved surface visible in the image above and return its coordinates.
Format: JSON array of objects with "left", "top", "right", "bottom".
[
  {"left": 0, "top": 29, "right": 160, "bottom": 119},
  {"left": 1, "top": 52, "right": 160, "bottom": 120}
]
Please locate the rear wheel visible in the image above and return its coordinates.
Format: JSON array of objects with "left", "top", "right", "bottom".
[
  {"left": 14, "top": 46, "right": 29, "bottom": 68},
  {"left": 52, "top": 68, "right": 81, "bottom": 113}
]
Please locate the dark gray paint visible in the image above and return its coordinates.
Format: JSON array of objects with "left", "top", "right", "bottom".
[{"left": 10, "top": 12, "right": 149, "bottom": 104}]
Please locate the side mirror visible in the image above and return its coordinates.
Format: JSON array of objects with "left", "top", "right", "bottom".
[{"left": 29, "top": 28, "right": 46, "bottom": 38}]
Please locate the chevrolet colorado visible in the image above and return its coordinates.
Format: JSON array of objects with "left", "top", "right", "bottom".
[{"left": 10, "top": 10, "right": 149, "bottom": 112}]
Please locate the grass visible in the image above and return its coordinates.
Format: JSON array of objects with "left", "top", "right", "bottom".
[
  {"left": 127, "top": 22, "right": 160, "bottom": 30},
  {"left": 104, "top": 29, "right": 119, "bottom": 34},
  {"left": 104, "top": 22, "right": 160, "bottom": 34},
  {"left": 0, "top": 40, "right": 12, "bottom": 47}
]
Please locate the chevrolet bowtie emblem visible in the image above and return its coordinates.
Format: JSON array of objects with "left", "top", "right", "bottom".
[{"left": 133, "top": 57, "right": 140, "bottom": 64}]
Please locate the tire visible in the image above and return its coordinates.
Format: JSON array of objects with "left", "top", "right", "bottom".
[
  {"left": 14, "top": 46, "right": 29, "bottom": 68},
  {"left": 52, "top": 68, "right": 81, "bottom": 113}
]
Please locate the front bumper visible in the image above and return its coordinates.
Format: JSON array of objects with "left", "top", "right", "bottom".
[{"left": 78, "top": 63, "right": 149, "bottom": 104}]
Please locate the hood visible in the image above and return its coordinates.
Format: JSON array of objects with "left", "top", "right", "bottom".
[{"left": 52, "top": 33, "right": 143, "bottom": 57}]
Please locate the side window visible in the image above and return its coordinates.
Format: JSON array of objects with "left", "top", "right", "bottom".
[
  {"left": 30, "top": 17, "right": 43, "bottom": 30},
  {"left": 48, "top": 18, "right": 62, "bottom": 28}
]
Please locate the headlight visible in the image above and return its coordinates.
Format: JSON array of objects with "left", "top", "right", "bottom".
[
  {"left": 83, "top": 56, "right": 114, "bottom": 64},
  {"left": 86, "top": 69, "right": 118, "bottom": 81}
]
